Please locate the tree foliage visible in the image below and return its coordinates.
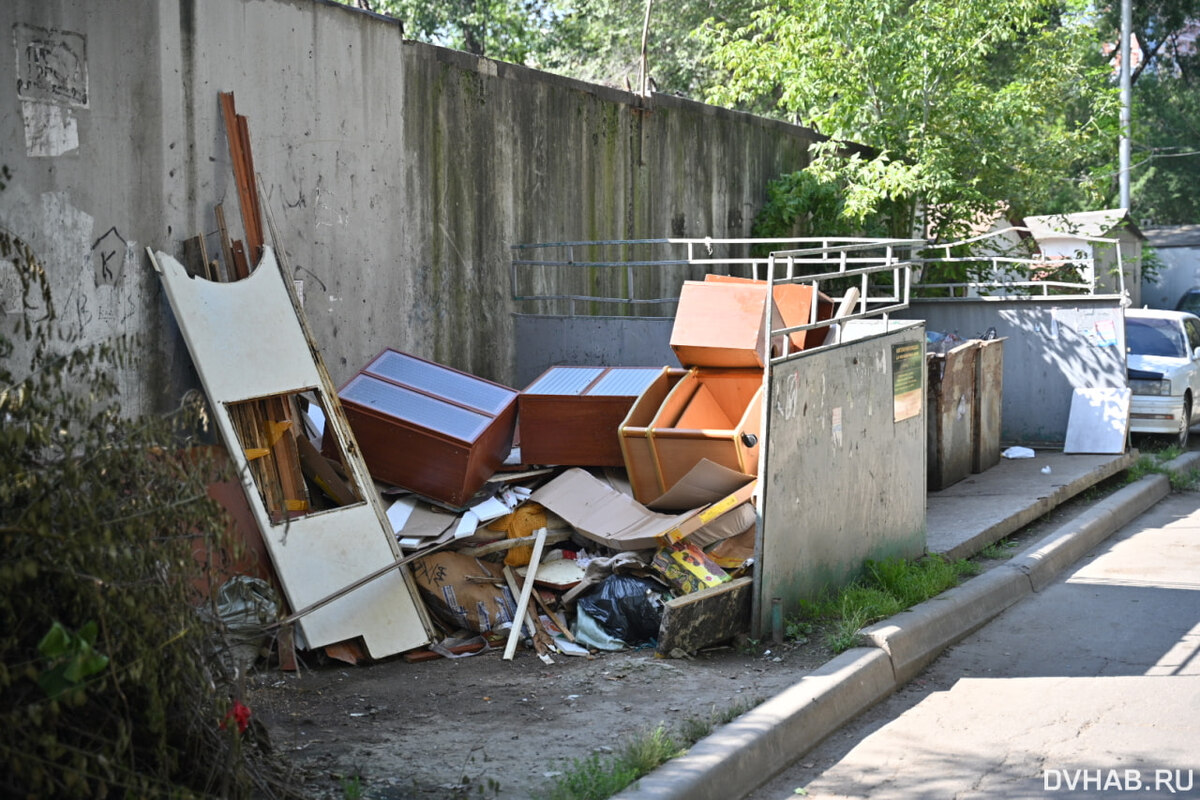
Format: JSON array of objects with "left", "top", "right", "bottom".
[
  {"left": 1108, "top": 0, "right": 1200, "bottom": 225},
  {"left": 1130, "top": 68, "right": 1200, "bottom": 225},
  {"left": 698, "top": 0, "right": 1120, "bottom": 239},
  {"left": 0, "top": 226, "right": 296, "bottom": 797},
  {"left": 538, "top": 0, "right": 757, "bottom": 98},
  {"left": 368, "top": 0, "right": 565, "bottom": 62}
]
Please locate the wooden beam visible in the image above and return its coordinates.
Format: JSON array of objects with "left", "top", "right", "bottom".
[
  {"left": 214, "top": 203, "right": 236, "bottom": 282},
  {"left": 502, "top": 528, "right": 548, "bottom": 661},
  {"left": 457, "top": 529, "right": 569, "bottom": 558},
  {"left": 218, "top": 91, "right": 264, "bottom": 262}
]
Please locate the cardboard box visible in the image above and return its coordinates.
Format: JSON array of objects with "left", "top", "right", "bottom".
[
  {"left": 330, "top": 348, "right": 518, "bottom": 508},
  {"left": 519, "top": 366, "right": 668, "bottom": 467},
  {"left": 651, "top": 540, "right": 731, "bottom": 594}
]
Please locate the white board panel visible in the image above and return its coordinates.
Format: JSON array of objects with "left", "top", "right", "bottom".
[
  {"left": 1063, "top": 388, "right": 1131, "bottom": 454},
  {"left": 150, "top": 247, "right": 430, "bottom": 658}
]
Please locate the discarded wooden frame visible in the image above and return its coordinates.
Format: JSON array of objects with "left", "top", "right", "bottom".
[{"left": 149, "top": 246, "right": 433, "bottom": 658}]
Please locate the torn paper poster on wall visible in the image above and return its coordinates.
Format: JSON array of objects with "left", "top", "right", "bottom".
[{"left": 14, "top": 24, "right": 88, "bottom": 157}]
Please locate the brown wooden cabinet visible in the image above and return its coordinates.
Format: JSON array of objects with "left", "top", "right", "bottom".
[
  {"left": 518, "top": 366, "right": 669, "bottom": 467},
  {"left": 330, "top": 349, "right": 518, "bottom": 508}
]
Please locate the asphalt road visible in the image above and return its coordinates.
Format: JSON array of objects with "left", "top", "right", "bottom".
[{"left": 746, "top": 490, "right": 1200, "bottom": 800}]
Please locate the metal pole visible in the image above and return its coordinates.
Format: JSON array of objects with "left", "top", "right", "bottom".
[{"left": 1119, "top": 0, "right": 1132, "bottom": 209}]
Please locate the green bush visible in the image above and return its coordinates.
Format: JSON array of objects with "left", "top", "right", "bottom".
[{"left": 0, "top": 226, "right": 296, "bottom": 797}]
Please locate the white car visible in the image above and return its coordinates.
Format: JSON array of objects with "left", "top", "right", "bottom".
[{"left": 1126, "top": 308, "right": 1200, "bottom": 447}]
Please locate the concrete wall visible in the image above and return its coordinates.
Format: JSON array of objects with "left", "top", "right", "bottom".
[
  {"left": 0, "top": 0, "right": 819, "bottom": 412},
  {"left": 898, "top": 297, "right": 1127, "bottom": 446},
  {"left": 756, "top": 322, "right": 928, "bottom": 631}
]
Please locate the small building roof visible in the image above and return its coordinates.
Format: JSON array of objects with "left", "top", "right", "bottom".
[
  {"left": 1142, "top": 224, "right": 1200, "bottom": 249},
  {"left": 1023, "top": 208, "right": 1146, "bottom": 242}
]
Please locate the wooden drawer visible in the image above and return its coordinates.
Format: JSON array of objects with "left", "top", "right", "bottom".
[
  {"left": 329, "top": 349, "right": 518, "bottom": 508},
  {"left": 519, "top": 366, "right": 669, "bottom": 466},
  {"left": 621, "top": 367, "right": 761, "bottom": 504}
]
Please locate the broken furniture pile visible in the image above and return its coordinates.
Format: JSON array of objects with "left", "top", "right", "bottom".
[
  {"left": 152, "top": 93, "right": 844, "bottom": 667},
  {"left": 324, "top": 271, "right": 836, "bottom": 662}
]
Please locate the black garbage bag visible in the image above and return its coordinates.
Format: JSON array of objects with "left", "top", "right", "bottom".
[{"left": 575, "top": 574, "right": 665, "bottom": 644}]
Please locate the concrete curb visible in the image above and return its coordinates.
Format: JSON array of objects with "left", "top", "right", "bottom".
[
  {"left": 615, "top": 453, "right": 1200, "bottom": 800},
  {"left": 1009, "top": 474, "right": 1170, "bottom": 591},
  {"left": 861, "top": 566, "right": 1031, "bottom": 685},
  {"left": 611, "top": 648, "right": 895, "bottom": 800}
]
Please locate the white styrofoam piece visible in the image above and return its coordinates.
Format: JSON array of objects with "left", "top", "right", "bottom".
[
  {"left": 150, "top": 247, "right": 429, "bottom": 658},
  {"left": 1063, "top": 387, "right": 1131, "bottom": 454},
  {"left": 386, "top": 497, "right": 418, "bottom": 534}
]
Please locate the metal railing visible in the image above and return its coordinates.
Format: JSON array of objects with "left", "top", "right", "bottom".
[
  {"left": 912, "top": 227, "right": 1125, "bottom": 298},
  {"left": 510, "top": 236, "right": 922, "bottom": 316},
  {"left": 765, "top": 239, "right": 925, "bottom": 359}
]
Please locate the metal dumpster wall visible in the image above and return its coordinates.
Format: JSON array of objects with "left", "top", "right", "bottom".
[
  {"left": 755, "top": 323, "right": 927, "bottom": 634},
  {"left": 897, "top": 297, "right": 1127, "bottom": 447}
]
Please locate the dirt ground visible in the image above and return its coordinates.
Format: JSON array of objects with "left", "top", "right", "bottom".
[
  {"left": 245, "top": 481, "right": 1109, "bottom": 800},
  {"left": 246, "top": 634, "right": 834, "bottom": 800}
]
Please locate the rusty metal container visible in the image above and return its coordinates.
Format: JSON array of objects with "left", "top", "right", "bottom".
[
  {"left": 972, "top": 337, "right": 1005, "bottom": 473},
  {"left": 927, "top": 340, "right": 978, "bottom": 490}
]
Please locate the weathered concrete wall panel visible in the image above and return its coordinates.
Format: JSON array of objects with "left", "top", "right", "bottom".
[{"left": 1, "top": 0, "right": 818, "bottom": 411}]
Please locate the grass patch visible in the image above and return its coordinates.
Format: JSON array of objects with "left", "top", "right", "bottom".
[
  {"left": 790, "top": 555, "right": 978, "bottom": 654},
  {"left": 978, "top": 537, "right": 1019, "bottom": 559},
  {"left": 1170, "top": 467, "right": 1200, "bottom": 491},
  {"left": 537, "top": 702, "right": 758, "bottom": 800},
  {"left": 1124, "top": 446, "right": 1197, "bottom": 489}
]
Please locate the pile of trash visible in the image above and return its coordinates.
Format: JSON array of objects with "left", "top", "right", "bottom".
[{"left": 157, "top": 92, "right": 842, "bottom": 669}]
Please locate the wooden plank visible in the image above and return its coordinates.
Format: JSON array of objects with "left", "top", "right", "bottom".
[
  {"left": 457, "top": 529, "right": 569, "bottom": 558},
  {"left": 656, "top": 576, "right": 752, "bottom": 656},
  {"left": 181, "top": 235, "right": 209, "bottom": 279},
  {"left": 230, "top": 240, "right": 250, "bottom": 281},
  {"left": 264, "top": 397, "right": 309, "bottom": 513},
  {"left": 236, "top": 113, "right": 264, "bottom": 256},
  {"left": 218, "top": 91, "right": 264, "bottom": 262},
  {"left": 531, "top": 586, "right": 575, "bottom": 643},
  {"left": 502, "top": 529, "right": 547, "bottom": 660},
  {"left": 213, "top": 203, "right": 236, "bottom": 282}
]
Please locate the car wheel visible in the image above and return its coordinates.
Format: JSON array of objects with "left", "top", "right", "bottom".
[{"left": 1177, "top": 397, "right": 1192, "bottom": 449}]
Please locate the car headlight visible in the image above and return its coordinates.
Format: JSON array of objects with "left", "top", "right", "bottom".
[{"left": 1130, "top": 379, "right": 1172, "bottom": 396}]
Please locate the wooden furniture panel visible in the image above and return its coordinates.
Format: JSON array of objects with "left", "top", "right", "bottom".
[
  {"left": 519, "top": 366, "right": 666, "bottom": 467},
  {"left": 622, "top": 368, "right": 762, "bottom": 503},
  {"left": 332, "top": 349, "right": 518, "bottom": 508}
]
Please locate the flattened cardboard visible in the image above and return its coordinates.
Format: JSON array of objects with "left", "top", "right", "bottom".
[
  {"left": 530, "top": 467, "right": 756, "bottom": 551},
  {"left": 646, "top": 458, "right": 755, "bottom": 512}
]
